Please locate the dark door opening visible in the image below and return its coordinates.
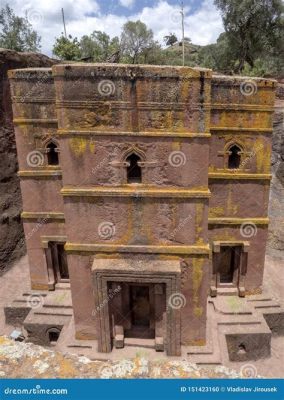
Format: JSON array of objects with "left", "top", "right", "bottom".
[
  {"left": 217, "top": 246, "right": 241, "bottom": 286},
  {"left": 130, "top": 285, "right": 150, "bottom": 327},
  {"left": 49, "top": 242, "right": 69, "bottom": 283},
  {"left": 126, "top": 153, "right": 142, "bottom": 183},
  {"left": 125, "top": 285, "right": 154, "bottom": 339}
]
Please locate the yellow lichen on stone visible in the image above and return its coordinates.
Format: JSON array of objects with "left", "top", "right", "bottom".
[
  {"left": 89, "top": 138, "right": 95, "bottom": 153},
  {"left": 209, "top": 206, "right": 224, "bottom": 218},
  {"left": 0, "top": 336, "right": 9, "bottom": 345},
  {"left": 194, "top": 306, "right": 203, "bottom": 317},
  {"left": 192, "top": 257, "right": 204, "bottom": 310},
  {"left": 69, "top": 137, "right": 87, "bottom": 157},
  {"left": 195, "top": 203, "right": 204, "bottom": 242},
  {"left": 226, "top": 184, "right": 238, "bottom": 216},
  {"left": 56, "top": 355, "right": 79, "bottom": 378}
]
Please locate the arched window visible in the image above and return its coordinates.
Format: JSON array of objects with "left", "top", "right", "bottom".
[
  {"left": 126, "top": 153, "right": 142, "bottom": 183},
  {"left": 46, "top": 141, "right": 59, "bottom": 165},
  {"left": 228, "top": 145, "right": 241, "bottom": 169}
]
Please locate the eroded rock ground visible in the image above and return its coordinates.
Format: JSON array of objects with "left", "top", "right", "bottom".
[{"left": 0, "top": 336, "right": 246, "bottom": 379}]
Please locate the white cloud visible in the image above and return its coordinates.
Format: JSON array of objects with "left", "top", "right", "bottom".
[
  {"left": 119, "top": 0, "right": 135, "bottom": 9},
  {"left": 4, "top": 0, "right": 224, "bottom": 56}
]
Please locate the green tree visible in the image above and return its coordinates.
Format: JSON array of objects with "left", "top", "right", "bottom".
[
  {"left": 0, "top": 4, "right": 41, "bottom": 51},
  {"left": 214, "top": 0, "right": 284, "bottom": 73},
  {"left": 80, "top": 31, "right": 120, "bottom": 62},
  {"left": 53, "top": 35, "right": 81, "bottom": 61},
  {"left": 164, "top": 33, "right": 178, "bottom": 47},
  {"left": 198, "top": 33, "right": 236, "bottom": 73},
  {"left": 120, "top": 20, "right": 154, "bottom": 64}
]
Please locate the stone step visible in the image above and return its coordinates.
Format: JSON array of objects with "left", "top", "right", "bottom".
[
  {"left": 34, "top": 307, "right": 73, "bottom": 317},
  {"left": 209, "top": 298, "right": 253, "bottom": 315},
  {"left": 216, "top": 288, "right": 239, "bottom": 296},
  {"left": 24, "top": 310, "right": 71, "bottom": 325},
  {"left": 253, "top": 301, "right": 282, "bottom": 309},
  {"left": 42, "top": 290, "right": 72, "bottom": 308},
  {"left": 55, "top": 283, "right": 71, "bottom": 290},
  {"left": 247, "top": 295, "right": 273, "bottom": 302},
  {"left": 124, "top": 338, "right": 155, "bottom": 349},
  {"left": 217, "top": 314, "right": 263, "bottom": 325}
]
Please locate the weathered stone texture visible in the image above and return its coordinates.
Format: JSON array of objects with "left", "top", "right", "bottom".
[
  {"left": 0, "top": 49, "right": 58, "bottom": 273},
  {"left": 8, "top": 64, "right": 277, "bottom": 355}
]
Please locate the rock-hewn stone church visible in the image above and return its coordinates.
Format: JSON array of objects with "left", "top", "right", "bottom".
[{"left": 8, "top": 64, "right": 276, "bottom": 357}]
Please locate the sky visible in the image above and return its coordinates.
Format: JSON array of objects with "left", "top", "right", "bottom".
[{"left": 3, "top": 0, "right": 224, "bottom": 56}]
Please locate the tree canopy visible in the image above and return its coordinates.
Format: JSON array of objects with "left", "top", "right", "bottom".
[
  {"left": 52, "top": 35, "right": 81, "bottom": 61},
  {"left": 120, "top": 20, "right": 155, "bottom": 64},
  {"left": 1, "top": 3, "right": 283, "bottom": 77},
  {"left": 213, "top": 0, "right": 284, "bottom": 73},
  {"left": 0, "top": 4, "right": 41, "bottom": 52}
]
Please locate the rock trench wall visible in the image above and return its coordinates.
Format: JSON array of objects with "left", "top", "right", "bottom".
[{"left": 0, "top": 49, "right": 58, "bottom": 273}]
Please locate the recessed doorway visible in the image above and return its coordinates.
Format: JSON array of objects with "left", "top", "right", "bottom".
[
  {"left": 125, "top": 285, "right": 154, "bottom": 339},
  {"left": 216, "top": 245, "right": 241, "bottom": 287}
]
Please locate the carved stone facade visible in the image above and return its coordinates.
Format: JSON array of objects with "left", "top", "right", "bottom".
[{"left": 8, "top": 65, "right": 276, "bottom": 355}]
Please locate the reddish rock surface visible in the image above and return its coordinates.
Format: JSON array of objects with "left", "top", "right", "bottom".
[{"left": 0, "top": 49, "right": 58, "bottom": 273}]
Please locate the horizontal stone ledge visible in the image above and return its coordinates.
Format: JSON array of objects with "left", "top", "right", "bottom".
[
  {"left": 210, "top": 127, "right": 273, "bottom": 133},
  {"left": 41, "top": 235, "right": 67, "bottom": 248},
  {"left": 52, "top": 64, "right": 212, "bottom": 79},
  {"left": 55, "top": 101, "right": 211, "bottom": 110},
  {"left": 61, "top": 186, "right": 211, "bottom": 198},
  {"left": 12, "top": 97, "right": 55, "bottom": 104},
  {"left": 212, "top": 75, "right": 276, "bottom": 87},
  {"left": 208, "top": 217, "right": 269, "bottom": 225},
  {"left": 64, "top": 243, "right": 210, "bottom": 255},
  {"left": 18, "top": 170, "right": 62, "bottom": 177},
  {"left": 21, "top": 212, "right": 65, "bottom": 221},
  {"left": 57, "top": 130, "right": 211, "bottom": 138},
  {"left": 13, "top": 118, "right": 58, "bottom": 125},
  {"left": 208, "top": 172, "right": 271, "bottom": 180},
  {"left": 211, "top": 104, "right": 274, "bottom": 112}
]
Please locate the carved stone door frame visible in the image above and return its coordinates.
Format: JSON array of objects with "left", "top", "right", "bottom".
[{"left": 92, "top": 259, "right": 181, "bottom": 356}]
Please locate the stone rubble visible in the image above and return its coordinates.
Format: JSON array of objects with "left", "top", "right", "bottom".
[{"left": 0, "top": 336, "right": 249, "bottom": 379}]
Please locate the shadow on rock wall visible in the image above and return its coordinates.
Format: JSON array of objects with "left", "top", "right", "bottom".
[{"left": 0, "top": 48, "right": 58, "bottom": 274}]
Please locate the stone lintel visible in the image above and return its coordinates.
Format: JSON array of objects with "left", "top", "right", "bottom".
[
  {"left": 57, "top": 130, "right": 211, "bottom": 138},
  {"left": 21, "top": 212, "right": 65, "bottom": 221},
  {"left": 13, "top": 118, "right": 57, "bottom": 125},
  {"left": 210, "top": 127, "right": 273, "bottom": 133},
  {"left": 18, "top": 170, "right": 62, "bottom": 178},
  {"left": 41, "top": 236, "right": 67, "bottom": 248},
  {"left": 208, "top": 217, "right": 269, "bottom": 226},
  {"left": 208, "top": 172, "right": 272, "bottom": 180},
  {"left": 212, "top": 241, "right": 250, "bottom": 253},
  {"left": 61, "top": 186, "right": 211, "bottom": 199},
  {"left": 65, "top": 243, "right": 210, "bottom": 255},
  {"left": 211, "top": 104, "right": 274, "bottom": 112}
]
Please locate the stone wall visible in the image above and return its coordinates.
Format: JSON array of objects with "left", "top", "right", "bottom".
[
  {"left": 268, "top": 80, "right": 284, "bottom": 254},
  {"left": 0, "top": 49, "right": 58, "bottom": 273}
]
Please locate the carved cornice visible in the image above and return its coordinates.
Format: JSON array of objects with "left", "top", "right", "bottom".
[
  {"left": 18, "top": 170, "right": 62, "bottom": 178},
  {"left": 65, "top": 243, "right": 210, "bottom": 255},
  {"left": 57, "top": 129, "right": 211, "bottom": 138},
  {"left": 208, "top": 172, "right": 271, "bottom": 180},
  {"left": 21, "top": 212, "right": 65, "bottom": 221},
  {"left": 13, "top": 118, "right": 57, "bottom": 125},
  {"left": 208, "top": 217, "right": 269, "bottom": 225},
  {"left": 61, "top": 186, "right": 211, "bottom": 198}
]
